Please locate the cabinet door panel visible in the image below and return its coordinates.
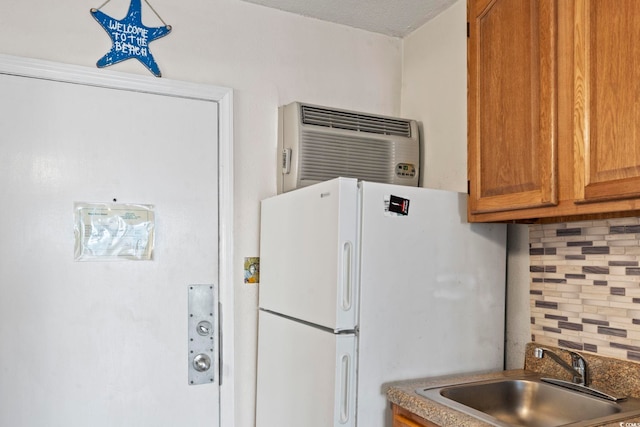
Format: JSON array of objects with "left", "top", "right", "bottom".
[
  {"left": 575, "top": 0, "right": 640, "bottom": 202},
  {"left": 392, "top": 404, "right": 438, "bottom": 427},
  {"left": 468, "top": 0, "right": 558, "bottom": 214}
]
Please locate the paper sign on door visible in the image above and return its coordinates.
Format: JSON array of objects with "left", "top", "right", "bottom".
[{"left": 74, "top": 202, "right": 155, "bottom": 261}]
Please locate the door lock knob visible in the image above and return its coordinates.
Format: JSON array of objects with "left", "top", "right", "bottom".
[{"left": 193, "top": 353, "right": 211, "bottom": 372}]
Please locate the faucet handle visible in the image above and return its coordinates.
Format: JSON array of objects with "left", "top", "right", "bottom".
[{"left": 570, "top": 353, "right": 588, "bottom": 386}]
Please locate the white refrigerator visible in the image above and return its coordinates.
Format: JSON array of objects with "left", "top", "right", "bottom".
[{"left": 255, "top": 178, "right": 506, "bottom": 427}]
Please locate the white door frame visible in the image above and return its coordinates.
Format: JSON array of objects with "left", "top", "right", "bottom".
[{"left": 0, "top": 53, "right": 235, "bottom": 426}]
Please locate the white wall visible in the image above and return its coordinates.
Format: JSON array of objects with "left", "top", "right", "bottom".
[
  {"left": 400, "top": 0, "right": 531, "bottom": 368},
  {"left": 0, "top": 1, "right": 402, "bottom": 426},
  {"left": 401, "top": 0, "right": 467, "bottom": 193},
  {"left": 505, "top": 224, "right": 531, "bottom": 369}
]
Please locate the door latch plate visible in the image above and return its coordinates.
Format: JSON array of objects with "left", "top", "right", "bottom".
[{"left": 188, "top": 284, "right": 218, "bottom": 385}]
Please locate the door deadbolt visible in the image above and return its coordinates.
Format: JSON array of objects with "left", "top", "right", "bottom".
[{"left": 196, "top": 320, "right": 212, "bottom": 336}]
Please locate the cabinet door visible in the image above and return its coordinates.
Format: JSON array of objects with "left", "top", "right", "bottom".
[
  {"left": 468, "top": 0, "right": 558, "bottom": 214},
  {"left": 394, "top": 415, "right": 425, "bottom": 427},
  {"left": 574, "top": 0, "right": 640, "bottom": 202},
  {"left": 392, "top": 404, "right": 438, "bottom": 427}
]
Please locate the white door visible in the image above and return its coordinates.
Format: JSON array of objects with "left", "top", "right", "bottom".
[{"left": 0, "top": 57, "right": 231, "bottom": 427}]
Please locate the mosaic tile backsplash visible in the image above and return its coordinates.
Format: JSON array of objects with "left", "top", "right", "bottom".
[{"left": 530, "top": 217, "right": 640, "bottom": 362}]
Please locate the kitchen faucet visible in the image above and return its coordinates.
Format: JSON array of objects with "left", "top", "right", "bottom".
[{"left": 534, "top": 347, "right": 588, "bottom": 386}]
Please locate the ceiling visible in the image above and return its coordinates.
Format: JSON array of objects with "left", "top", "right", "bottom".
[{"left": 238, "top": 0, "right": 458, "bottom": 38}]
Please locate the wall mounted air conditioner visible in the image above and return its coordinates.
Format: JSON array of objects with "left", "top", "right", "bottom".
[{"left": 277, "top": 102, "right": 420, "bottom": 194}]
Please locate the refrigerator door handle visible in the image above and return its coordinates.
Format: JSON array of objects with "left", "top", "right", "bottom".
[
  {"left": 341, "top": 241, "right": 353, "bottom": 311},
  {"left": 338, "top": 353, "right": 351, "bottom": 424}
]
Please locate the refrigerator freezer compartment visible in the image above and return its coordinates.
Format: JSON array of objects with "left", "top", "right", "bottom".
[{"left": 259, "top": 178, "right": 359, "bottom": 331}]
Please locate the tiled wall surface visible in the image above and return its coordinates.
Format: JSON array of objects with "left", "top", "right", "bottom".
[{"left": 530, "top": 217, "right": 640, "bottom": 361}]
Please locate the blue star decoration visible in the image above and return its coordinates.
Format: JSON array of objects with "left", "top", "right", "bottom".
[{"left": 91, "top": 0, "right": 172, "bottom": 77}]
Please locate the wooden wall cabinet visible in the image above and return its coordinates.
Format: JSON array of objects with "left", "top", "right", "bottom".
[
  {"left": 573, "top": 0, "right": 640, "bottom": 204},
  {"left": 468, "top": 0, "right": 640, "bottom": 222},
  {"left": 468, "top": 0, "right": 558, "bottom": 215}
]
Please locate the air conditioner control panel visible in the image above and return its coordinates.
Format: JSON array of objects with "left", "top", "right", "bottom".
[{"left": 395, "top": 163, "right": 416, "bottom": 179}]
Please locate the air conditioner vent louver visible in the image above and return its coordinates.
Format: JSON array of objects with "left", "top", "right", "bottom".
[
  {"left": 301, "top": 105, "right": 412, "bottom": 138},
  {"left": 299, "top": 131, "right": 391, "bottom": 183}
]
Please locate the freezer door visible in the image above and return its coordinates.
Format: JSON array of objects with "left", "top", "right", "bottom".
[
  {"left": 259, "top": 178, "right": 359, "bottom": 331},
  {"left": 255, "top": 310, "right": 356, "bottom": 427}
]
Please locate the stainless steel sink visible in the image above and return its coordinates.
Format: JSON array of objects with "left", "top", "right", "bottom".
[{"left": 416, "top": 373, "right": 640, "bottom": 427}]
